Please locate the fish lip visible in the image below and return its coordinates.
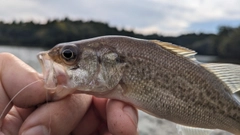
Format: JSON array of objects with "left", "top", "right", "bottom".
[
  {"left": 38, "top": 51, "right": 77, "bottom": 100},
  {"left": 38, "top": 51, "right": 71, "bottom": 90},
  {"left": 37, "top": 51, "right": 58, "bottom": 89},
  {"left": 37, "top": 51, "right": 49, "bottom": 75}
]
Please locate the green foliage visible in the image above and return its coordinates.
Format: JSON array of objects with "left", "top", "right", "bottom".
[
  {"left": 0, "top": 19, "right": 141, "bottom": 48},
  {"left": 217, "top": 27, "right": 240, "bottom": 58},
  {"left": 0, "top": 19, "right": 240, "bottom": 59}
]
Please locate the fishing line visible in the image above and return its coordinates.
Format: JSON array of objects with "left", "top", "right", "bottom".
[
  {"left": 0, "top": 79, "right": 43, "bottom": 120},
  {"left": 45, "top": 85, "right": 52, "bottom": 135}
]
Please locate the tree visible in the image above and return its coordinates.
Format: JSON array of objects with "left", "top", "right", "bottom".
[{"left": 218, "top": 27, "right": 240, "bottom": 58}]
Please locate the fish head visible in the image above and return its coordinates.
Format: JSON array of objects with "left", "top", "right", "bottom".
[{"left": 38, "top": 40, "right": 126, "bottom": 100}]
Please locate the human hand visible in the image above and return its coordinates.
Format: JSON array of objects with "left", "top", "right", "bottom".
[{"left": 0, "top": 53, "right": 138, "bottom": 135}]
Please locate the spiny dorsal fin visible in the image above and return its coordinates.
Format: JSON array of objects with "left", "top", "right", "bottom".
[
  {"left": 202, "top": 63, "right": 240, "bottom": 93},
  {"left": 151, "top": 40, "right": 197, "bottom": 61}
]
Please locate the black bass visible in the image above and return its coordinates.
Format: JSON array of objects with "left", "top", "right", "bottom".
[{"left": 38, "top": 36, "right": 240, "bottom": 135}]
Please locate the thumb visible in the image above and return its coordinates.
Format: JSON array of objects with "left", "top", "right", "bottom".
[{"left": 107, "top": 100, "right": 138, "bottom": 135}]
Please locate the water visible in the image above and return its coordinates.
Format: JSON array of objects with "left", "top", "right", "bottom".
[
  {"left": 0, "top": 45, "right": 233, "bottom": 135},
  {"left": 0, "top": 46, "right": 43, "bottom": 72}
]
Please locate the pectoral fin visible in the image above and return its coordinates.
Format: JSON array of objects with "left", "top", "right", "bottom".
[{"left": 177, "top": 125, "right": 213, "bottom": 135}]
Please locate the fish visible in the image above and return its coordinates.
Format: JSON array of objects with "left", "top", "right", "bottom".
[{"left": 38, "top": 35, "right": 240, "bottom": 135}]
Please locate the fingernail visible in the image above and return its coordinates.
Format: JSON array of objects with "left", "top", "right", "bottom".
[
  {"left": 123, "top": 105, "right": 138, "bottom": 126},
  {"left": 22, "top": 125, "right": 49, "bottom": 135}
]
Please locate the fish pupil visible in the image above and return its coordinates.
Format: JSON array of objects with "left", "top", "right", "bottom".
[{"left": 62, "top": 49, "right": 74, "bottom": 60}]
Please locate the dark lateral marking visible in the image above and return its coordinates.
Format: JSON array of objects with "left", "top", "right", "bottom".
[
  {"left": 119, "top": 79, "right": 129, "bottom": 94},
  {"left": 125, "top": 64, "right": 130, "bottom": 69},
  {"left": 116, "top": 55, "right": 126, "bottom": 63},
  {"left": 97, "top": 56, "right": 102, "bottom": 64}
]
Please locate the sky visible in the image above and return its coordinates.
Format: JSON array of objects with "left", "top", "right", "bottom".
[{"left": 0, "top": 0, "right": 240, "bottom": 36}]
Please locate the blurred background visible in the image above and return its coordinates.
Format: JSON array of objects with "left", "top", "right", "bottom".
[{"left": 0, "top": 0, "right": 240, "bottom": 135}]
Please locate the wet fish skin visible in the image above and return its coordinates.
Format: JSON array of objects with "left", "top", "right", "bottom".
[{"left": 42, "top": 36, "right": 240, "bottom": 135}]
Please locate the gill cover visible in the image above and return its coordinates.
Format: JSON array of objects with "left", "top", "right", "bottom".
[{"left": 98, "top": 51, "right": 126, "bottom": 90}]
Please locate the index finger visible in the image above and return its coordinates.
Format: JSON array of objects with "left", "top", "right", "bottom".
[{"left": 0, "top": 53, "right": 47, "bottom": 119}]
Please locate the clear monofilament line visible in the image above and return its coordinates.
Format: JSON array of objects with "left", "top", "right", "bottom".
[{"left": 0, "top": 79, "right": 43, "bottom": 120}]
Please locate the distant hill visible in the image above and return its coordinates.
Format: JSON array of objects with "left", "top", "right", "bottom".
[{"left": 0, "top": 18, "right": 240, "bottom": 59}]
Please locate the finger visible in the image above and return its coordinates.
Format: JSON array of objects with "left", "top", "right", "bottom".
[
  {"left": 19, "top": 94, "right": 92, "bottom": 135},
  {"left": 71, "top": 106, "right": 100, "bottom": 135},
  {"left": 106, "top": 100, "right": 138, "bottom": 135},
  {"left": 92, "top": 97, "right": 108, "bottom": 120},
  {"left": 71, "top": 97, "right": 108, "bottom": 135},
  {"left": 15, "top": 107, "right": 36, "bottom": 120},
  {"left": 98, "top": 123, "right": 112, "bottom": 135},
  {"left": 0, "top": 107, "right": 35, "bottom": 135},
  {"left": 0, "top": 53, "right": 47, "bottom": 122},
  {"left": 0, "top": 107, "right": 23, "bottom": 135},
  {"left": 0, "top": 81, "right": 11, "bottom": 122},
  {"left": 0, "top": 53, "right": 47, "bottom": 107}
]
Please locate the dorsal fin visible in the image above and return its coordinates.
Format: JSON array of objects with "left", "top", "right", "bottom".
[
  {"left": 202, "top": 63, "right": 240, "bottom": 93},
  {"left": 151, "top": 40, "right": 197, "bottom": 61}
]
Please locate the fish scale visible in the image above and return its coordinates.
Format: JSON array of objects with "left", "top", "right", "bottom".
[
  {"left": 102, "top": 37, "right": 240, "bottom": 133},
  {"left": 38, "top": 36, "right": 240, "bottom": 135},
  {"left": 123, "top": 56, "right": 237, "bottom": 131}
]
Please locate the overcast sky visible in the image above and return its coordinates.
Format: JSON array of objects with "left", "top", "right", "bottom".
[{"left": 0, "top": 0, "right": 240, "bottom": 36}]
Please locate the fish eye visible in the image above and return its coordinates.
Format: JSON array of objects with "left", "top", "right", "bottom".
[
  {"left": 62, "top": 49, "right": 74, "bottom": 60},
  {"left": 60, "top": 45, "right": 78, "bottom": 65}
]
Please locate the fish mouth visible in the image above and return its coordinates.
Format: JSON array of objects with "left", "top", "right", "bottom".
[
  {"left": 38, "top": 51, "right": 78, "bottom": 101},
  {"left": 37, "top": 51, "right": 68, "bottom": 89}
]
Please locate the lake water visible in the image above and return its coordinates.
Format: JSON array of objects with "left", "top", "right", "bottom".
[
  {"left": 0, "top": 45, "right": 233, "bottom": 135},
  {"left": 0, "top": 46, "right": 43, "bottom": 72}
]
